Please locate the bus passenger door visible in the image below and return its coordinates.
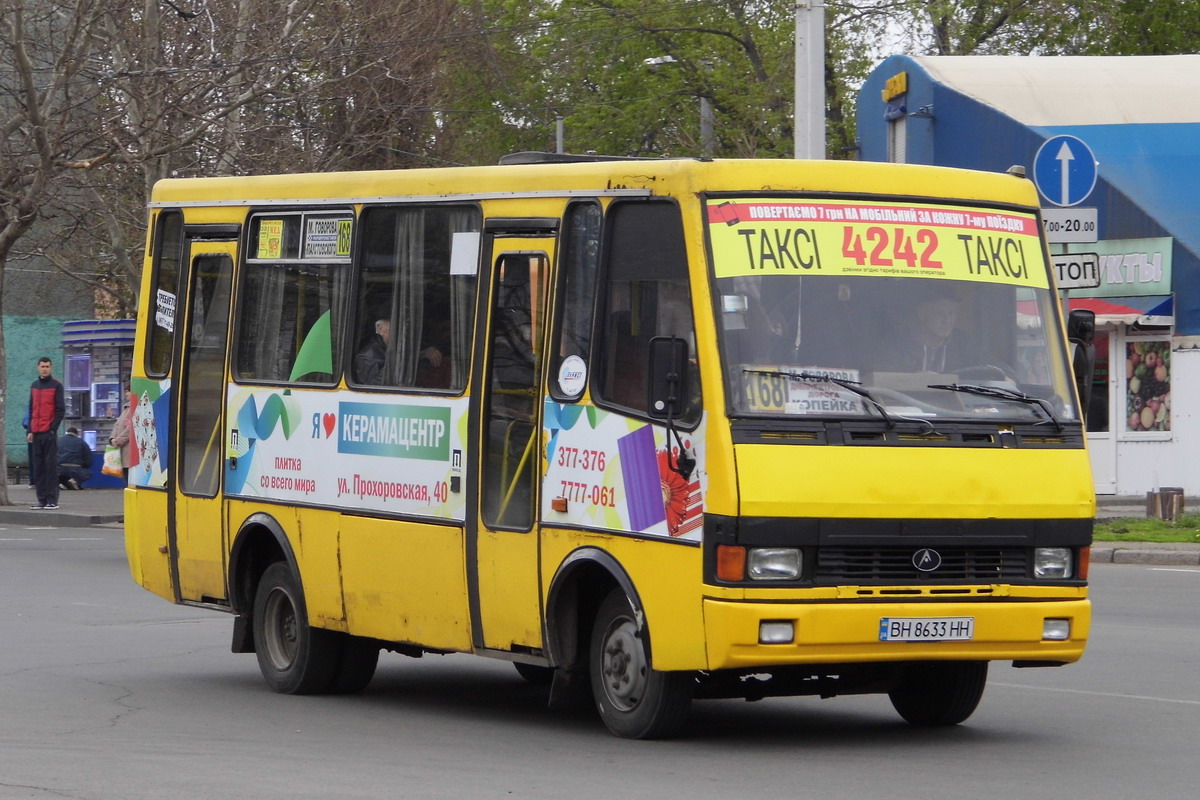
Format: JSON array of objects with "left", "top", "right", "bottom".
[
  {"left": 169, "top": 240, "right": 236, "bottom": 604},
  {"left": 468, "top": 230, "right": 555, "bottom": 653}
]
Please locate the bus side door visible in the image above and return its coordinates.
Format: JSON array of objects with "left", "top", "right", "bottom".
[
  {"left": 468, "top": 227, "right": 555, "bottom": 653},
  {"left": 169, "top": 239, "right": 236, "bottom": 604}
]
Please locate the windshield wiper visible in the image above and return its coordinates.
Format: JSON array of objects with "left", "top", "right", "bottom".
[
  {"left": 744, "top": 368, "right": 894, "bottom": 428},
  {"left": 927, "top": 383, "right": 1062, "bottom": 431}
]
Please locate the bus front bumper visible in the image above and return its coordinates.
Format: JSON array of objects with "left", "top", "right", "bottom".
[{"left": 702, "top": 595, "right": 1090, "bottom": 670}]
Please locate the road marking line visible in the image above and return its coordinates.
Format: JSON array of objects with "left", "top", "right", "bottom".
[
  {"left": 0, "top": 538, "right": 35, "bottom": 541},
  {"left": 58, "top": 537, "right": 105, "bottom": 541},
  {"left": 994, "top": 681, "right": 1200, "bottom": 706},
  {"left": 1150, "top": 567, "right": 1200, "bottom": 574}
]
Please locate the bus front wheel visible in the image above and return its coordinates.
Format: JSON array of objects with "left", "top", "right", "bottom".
[
  {"left": 589, "top": 589, "right": 692, "bottom": 739},
  {"left": 253, "top": 561, "right": 341, "bottom": 694},
  {"left": 888, "top": 661, "right": 988, "bottom": 726}
]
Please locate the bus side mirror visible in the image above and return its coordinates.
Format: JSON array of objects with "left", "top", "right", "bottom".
[
  {"left": 1067, "top": 309, "right": 1095, "bottom": 345},
  {"left": 1067, "top": 309, "right": 1096, "bottom": 422},
  {"left": 647, "top": 336, "right": 690, "bottom": 419}
]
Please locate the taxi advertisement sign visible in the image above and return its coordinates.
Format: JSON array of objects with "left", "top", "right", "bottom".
[{"left": 706, "top": 198, "right": 1049, "bottom": 289}]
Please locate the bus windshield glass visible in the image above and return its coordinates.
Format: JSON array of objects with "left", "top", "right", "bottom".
[{"left": 707, "top": 195, "right": 1079, "bottom": 424}]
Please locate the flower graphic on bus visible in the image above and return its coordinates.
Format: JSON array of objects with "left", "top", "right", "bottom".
[
  {"left": 657, "top": 448, "right": 690, "bottom": 535},
  {"left": 657, "top": 445, "right": 702, "bottom": 538}
]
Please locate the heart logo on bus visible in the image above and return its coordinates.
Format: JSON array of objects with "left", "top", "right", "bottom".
[{"left": 322, "top": 413, "right": 336, "bottom": 438}]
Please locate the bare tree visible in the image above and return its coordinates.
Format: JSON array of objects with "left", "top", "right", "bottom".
[
  {"left": 0, "top": 0, "right": 116, "bottom": 504},
  {"left": 57, "top": 0, "right": 470, "bottom": 305},
  {"left": 2, "top": 0, "right": 471, "bottom": 499}
]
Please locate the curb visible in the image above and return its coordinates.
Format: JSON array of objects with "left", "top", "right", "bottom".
[
  {"left": 1090, "top": 545, "right": 1200, "bottom": 566},
  {"left": 0, "top": 509, "right": 124, "bottom": 527}
]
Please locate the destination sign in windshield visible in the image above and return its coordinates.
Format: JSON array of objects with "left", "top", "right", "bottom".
[{"left": 707, "top": 198, "right": 1049, "bottom": 289}]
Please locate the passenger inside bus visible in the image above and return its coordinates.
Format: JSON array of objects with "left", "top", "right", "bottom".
[
  {"left": 416, "top": 315, "right": 450, "bottom": 389},
  {"left": 355, "top": 319, "right": 390, "bottom": 385},
  {"left": 886, "top": 284, "right": 964, "bottom": 373}
]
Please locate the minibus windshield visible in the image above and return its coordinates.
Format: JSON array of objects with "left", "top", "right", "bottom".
[{"left": 706, "top": 196, "right": 1079, "bottom": 424}]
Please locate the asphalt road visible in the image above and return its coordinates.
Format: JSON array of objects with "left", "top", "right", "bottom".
[{"left": 1, "top": 525, "right": 1197, "bottom": 800}]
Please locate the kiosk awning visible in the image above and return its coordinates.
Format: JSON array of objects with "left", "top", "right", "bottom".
[{"left": 1069, "top": 295, "right": 1173, "bottom": 326}]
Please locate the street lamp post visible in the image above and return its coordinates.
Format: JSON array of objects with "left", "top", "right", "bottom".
[
  {"left": 645, "top": 55, "right": 714, "bottom": 157},
  {"left": 794, "top": 0, "right": 825, "bottom": 160},
  {"left": 700, "top": 96, "right": 715, "bottom": 157}
]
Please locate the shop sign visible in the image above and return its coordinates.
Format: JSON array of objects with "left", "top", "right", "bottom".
[{"left": 1067, "top": 237, "right": 1172, "bottom": 298}]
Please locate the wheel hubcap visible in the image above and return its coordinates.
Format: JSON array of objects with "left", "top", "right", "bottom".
[
  {"left": 263, "top": 587, "right": 298, "bottom": 670},
  {"left": 601, "top": 617, "right": 647, "bottom": 712}
]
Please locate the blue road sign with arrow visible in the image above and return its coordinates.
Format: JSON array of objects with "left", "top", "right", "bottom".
[{"left": 1032, "top": 135, "right": 1097, "bottom": 207}]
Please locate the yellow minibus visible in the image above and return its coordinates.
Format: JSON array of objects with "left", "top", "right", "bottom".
[{"left": 124, "top": 154, "right": 1093, "bottom": 738}]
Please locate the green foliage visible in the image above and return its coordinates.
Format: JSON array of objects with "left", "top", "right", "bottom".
[
  {"left": 895, "top": 0, "right": 1111, "bottom": 55},
  {"left": 442, "top": 0, "right": 1188, "bottom": 164},
  {"left": 448, "top": 0, "right": 800, "bottom": 160},
  {"left": 1095, "top": 513, "right": 1200, "bottom": 543},
  {"left": 1095, "top": 0, "right": 1200, "bottom": 55}
]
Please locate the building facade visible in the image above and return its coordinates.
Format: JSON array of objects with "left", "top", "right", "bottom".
[{"left": 857, "top": 55, "right": 1200, "bottom": 496}]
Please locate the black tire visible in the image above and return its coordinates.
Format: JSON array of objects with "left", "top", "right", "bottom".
[
  {"left": 888, "top": 661, "right": 988, "bottom": 726},
  {"left": 328, "top": 635, "right": 380, "bottom": 694},
  {"left": 253, "top": 561, "right": 341, "bottom": 694},
  {"left": 513, "top": 661, "right": 555, "bottom": 685},
  {"left": 589, "top": 589, "right": 692, "bottom": 739}
]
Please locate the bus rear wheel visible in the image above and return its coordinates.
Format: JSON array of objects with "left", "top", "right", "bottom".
[
  {"left": 888, "top": 661, "right": 988, "bottom": 726},
  {"left": 589, "top": 589, "right": 692, "bottom": 739},
  {"left": 253, "top": 561, "right": 341, "bottom": 694}
]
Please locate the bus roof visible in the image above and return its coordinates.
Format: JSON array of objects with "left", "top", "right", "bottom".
[{"left": 148, "top": 157, "right": 1040, "bottom": 210}]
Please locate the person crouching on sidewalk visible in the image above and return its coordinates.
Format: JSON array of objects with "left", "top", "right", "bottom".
[{"left": 58, "top": 427, "right": 93, "bottom": 490}]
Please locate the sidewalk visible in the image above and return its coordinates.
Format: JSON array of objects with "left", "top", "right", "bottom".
[
  {"left": 0, "top": 484, "right": 124, "bottom": 527},
  {"left": 0, "top": 485, "right": 1196, "bottom": 565}
]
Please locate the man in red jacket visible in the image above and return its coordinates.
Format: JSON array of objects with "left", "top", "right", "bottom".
[{"left": 27, "top": 357, "right": 65, "bottom": 509}]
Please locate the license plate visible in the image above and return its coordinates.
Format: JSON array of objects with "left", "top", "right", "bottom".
[{"left": 879, "top": 617, "right": 974, "bottom": 642}]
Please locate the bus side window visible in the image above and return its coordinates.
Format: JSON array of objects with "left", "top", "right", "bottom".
[
  {"left": 236, "top": 261, "right": 348, "bottom": 384},
  {"left": 596, "top": 201, "right": 699, "bottom": 420},
  {"left": 549, "top": 202, "right": 602, "bottom": 400},
  {"left": 146, "top": 210, "right": 184, "bottom": 377},
  {"left": 234, "top": 213, "right": 351, "bottom": 385},
  {"left": 351, "top": 206, "right": 480, "bottom": 390}
]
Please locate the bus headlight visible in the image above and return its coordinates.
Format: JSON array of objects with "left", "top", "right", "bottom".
[
  {"left": 1033, "top": 547, "right": 1073, "bottom": 579},
  {"left": 748, "top": 548, "right": 802, "bottom": 580},
  {"left": 759, "top": 620, "right": 795, "bottom": 644},
  {"left": 1043, "top": 618, "right": 1071, "bottom": 641}
]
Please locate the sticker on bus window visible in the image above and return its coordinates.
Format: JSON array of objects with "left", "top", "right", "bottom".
[
  {"left": 557, "top": 355, "right": 587, "bottom": 396},
  {"left": 257, "top": 219, "right": 284, "bottom": 259},
  {"left": 155, "top": 289, "right": 176, "bottom": 333},
  {"left": 706, "top": 198, "right": 1048, "bottom": 289},
  {"left": 450, "top": 231, "right": 481, "bottom": 276}
]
